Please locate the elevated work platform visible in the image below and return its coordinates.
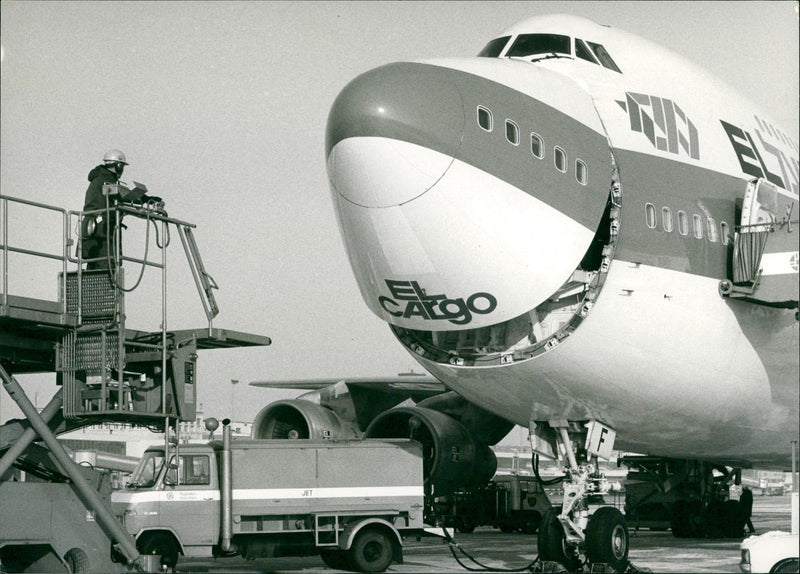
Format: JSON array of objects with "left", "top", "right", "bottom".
[
  {"left": 1, "top": 191, "right": 270, "bottom": 428},
  {"left": 1, "top": 189, "right": 270, "bottom": 571}
]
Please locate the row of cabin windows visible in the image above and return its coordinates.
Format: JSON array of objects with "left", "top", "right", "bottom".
[
  {"left": 645, "top": 203, "right": 731, "bottom": 244},
  {"left": 478, "top": 106, "right": 588, "bottom": 186}
]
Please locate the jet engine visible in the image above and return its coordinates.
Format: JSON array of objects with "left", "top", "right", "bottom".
[
  {"left": 365, "top": 406, "right": 498, "bottom": 495},
  {"left": 250, "top": 388, "right": 512, "bottom": 496},
  {"left": 251, "top": 400, "right": 360, "bottom": 440}
]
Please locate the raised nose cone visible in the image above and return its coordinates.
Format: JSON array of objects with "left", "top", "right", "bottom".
[{"left": 326, "top": 62, "right": 465, "bottom": 208}]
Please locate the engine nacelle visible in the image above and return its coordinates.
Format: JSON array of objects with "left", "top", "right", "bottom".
[
  {"left": 251, "top": 400, "right": 360, "bottom": 440},
  {"left": 365, "top": 406, "right": 496, "bottom": 495}
]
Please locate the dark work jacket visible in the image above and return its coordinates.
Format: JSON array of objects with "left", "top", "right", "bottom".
[
  {"left": 83, "top": 165, "right": 119, "bottom": 238},
  {"left": 740, "top": 488, "right": 753, "bottom": 517}
]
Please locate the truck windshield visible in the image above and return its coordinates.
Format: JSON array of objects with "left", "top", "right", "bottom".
[{"left": 128, "top": 450, "right": 165, "bottom": 488}]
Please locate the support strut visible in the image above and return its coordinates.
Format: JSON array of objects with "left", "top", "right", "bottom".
[
  {"left": 0, "top": 388, "right": 63, "bottom": 477},
  {"left": 536, "top": 419, "right": 629, "bottom": 571},
  {"left": 0, "top": 363, "right": 140, "bottom": 564}
]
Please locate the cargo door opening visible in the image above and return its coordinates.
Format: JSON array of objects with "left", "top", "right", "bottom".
[{"left": 391, "top": 170, "right": 623, "bottom": 366}]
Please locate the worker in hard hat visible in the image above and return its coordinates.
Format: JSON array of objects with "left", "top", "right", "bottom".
[{"left": 81, "top": 149, "right": 128, "bottom": 269}]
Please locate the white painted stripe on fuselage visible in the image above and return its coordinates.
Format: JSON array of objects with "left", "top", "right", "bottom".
[
  {"left": 112, "top": 486, "right": 424, "bottom": 505},
  {"left": 760, "top": 251, "right": 800, "bottom": 276}
]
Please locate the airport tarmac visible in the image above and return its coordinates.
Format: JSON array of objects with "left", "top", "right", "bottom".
[{"left": 175, "top": 494, "right": 793, "bottom": 573}]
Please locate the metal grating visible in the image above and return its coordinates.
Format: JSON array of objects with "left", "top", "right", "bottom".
[
  {"left": 58, "top": 330, "right": 119, "bottom": 373},
  {"left": 63, "top": 270, "right": 118, "bottom": 318},
  {"left": 74, "top": 331, "right": 119, "bottom": 373}
]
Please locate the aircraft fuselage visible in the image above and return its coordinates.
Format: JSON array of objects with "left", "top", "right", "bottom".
[{"left": 325, "top": 15, "right": 799, "bottom": 467}]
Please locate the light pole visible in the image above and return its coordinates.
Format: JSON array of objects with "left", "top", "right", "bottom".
[{"left": 230, "top": 379, "right": 239, "bottom": 423}]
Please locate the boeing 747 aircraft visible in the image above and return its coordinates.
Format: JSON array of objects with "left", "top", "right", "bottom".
[{"left": 253, "top": 14, "right": 798, "bottom": 568}]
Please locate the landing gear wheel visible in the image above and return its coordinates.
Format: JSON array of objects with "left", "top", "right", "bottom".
[
  {"left": 346, "top": 528, "right": 393, "bottom": 572},
  {"left": 585, "top": 507, "right": 629, "bottom": 571},
  {"left": 537, "top": 508, "right": 581, "bottom": 571},
  {"left": 671, "top": 499, "right": 703, "bottom": 538},
  {"left": 320, "top": 549, "right": 350, "bottom": 570},
  {"left": 721, "top": 500, "right": 746, "bottom": 538},
  {"left": 137, "top": 532, "right": 180, "bottom": 572}
]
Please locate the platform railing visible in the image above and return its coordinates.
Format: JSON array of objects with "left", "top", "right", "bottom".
[
  {"left": 2, "top": 192, "right": 225, "bottom": 425},
  {"left": 0, "top": 194, "right": 70, "bottom": 315}
]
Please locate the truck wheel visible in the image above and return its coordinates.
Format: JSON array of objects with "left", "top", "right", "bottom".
[
  {"left": 537, "top": 508, "right": 581, "bottom": 571},
  {"left": 499, "top": 525, "right": 516, "bottom": 533},
  {"left": 138, "top": 532, "right": 180, "bottom": 571},
  {"left": 320, "top": 549, "right": 350, "bottom": 570},
  {"left": 521, "top": 512, "right": 542, "bottom": 535},
  {"left": 456, "top": 518, "right": 476, "bottom": 533},
  {"left": 64, "top": 548, "right": 90, "bottom": 574},
  {"left": 585, "top": 507, "right": 629, "bottom": 571},
  {"left": 347, "top": 528, "right": 393, "bottom": 572}
]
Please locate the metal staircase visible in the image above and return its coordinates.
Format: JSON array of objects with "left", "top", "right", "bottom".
[{"left": 719, "top": 178, "right": 799, "bottom": 308}]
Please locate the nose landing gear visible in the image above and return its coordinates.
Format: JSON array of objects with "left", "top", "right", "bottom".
[{"left": 532, "top": 419, "right": 631, "bottom": 572}]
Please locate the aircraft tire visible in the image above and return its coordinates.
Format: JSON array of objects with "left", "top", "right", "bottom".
[
  {"left": 585, "top": 507, "right": 629, "bottom": 571},
  {"left": 722, "top": 500, "right": 746, "bottom": 538},
  {"left": 537, "top": 508, "right": 581, "bottom": 571},
  {"left": 671, "top": 500, "right": 703, "bottom": 538}
]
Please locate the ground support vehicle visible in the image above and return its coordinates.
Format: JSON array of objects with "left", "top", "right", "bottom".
[
  {"left": 0, "top": 479, "right": 150, "bottom": 574},
  {"left": 621, "top": 455, "right": 747, "bottom": 538},
  {"left": 759, "top": 476, "right": 787, "bottom": 497},
  {"left": 435, "top": 474, "right": 552, "bottom": 534},
  {"left": 112, "top": 421, "right": 431, "bottom": 572},
  {"left": 1, "top": 192, "right": 268, "bottom": 572}
]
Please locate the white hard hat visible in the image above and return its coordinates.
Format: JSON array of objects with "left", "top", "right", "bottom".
[{"left": 102, "top": 149, "right": 128, "bottom": 165}]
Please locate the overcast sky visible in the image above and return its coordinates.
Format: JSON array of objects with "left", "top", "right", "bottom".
[{"left": 2, "top": 1, "right": 798, "bottom": 424}]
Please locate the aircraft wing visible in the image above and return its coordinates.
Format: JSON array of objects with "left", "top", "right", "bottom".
[{"left": 250, "top": 376, "right": 446, "bottom": 394}]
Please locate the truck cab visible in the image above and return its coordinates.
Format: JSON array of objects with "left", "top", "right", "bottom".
[{"left": 112, "top": 444, "right": 221, "bottom": 565}]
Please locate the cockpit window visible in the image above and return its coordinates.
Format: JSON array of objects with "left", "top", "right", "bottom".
[
  {"left": 506, "top": 34, "right": 571, "bottom": 58},
  {"left": 586, "top": 41, "right": 622, "bottom": 73},
  {"left": 478, "top": 36, "right": 511, "bottom": 57},
  {"left": 575, "top": 39, "right": 599, "bottom": 64}
]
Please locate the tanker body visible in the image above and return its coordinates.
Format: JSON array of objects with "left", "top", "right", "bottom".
[{"left": 111, "top": 422, "right": 428, "bottom": 572}]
